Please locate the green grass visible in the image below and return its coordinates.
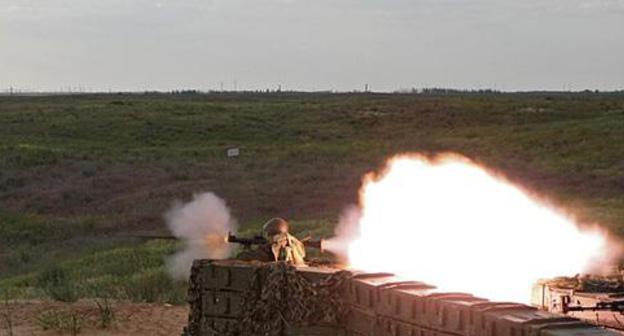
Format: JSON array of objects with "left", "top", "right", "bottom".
[
  {"left": 0, "top": 240, "right": 186, "bottom": 303},
  {"left": 1, "top": 92, "right": 623, "bottom": 301}
]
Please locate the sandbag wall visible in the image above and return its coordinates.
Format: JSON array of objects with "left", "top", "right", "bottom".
[{"left": 184, "top": 260, "right": 619, "bottom": 336}]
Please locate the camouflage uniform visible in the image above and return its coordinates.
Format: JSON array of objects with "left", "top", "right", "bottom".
[
  {"left": 237, "top": 244, "right": 275, "bottom": 262},
  {"left": 237, "top": 218, "right": 307, "bottom": 266}
]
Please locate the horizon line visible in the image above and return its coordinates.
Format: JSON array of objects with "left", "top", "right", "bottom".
[{"left": 1, "top": 88, "right": 624, "bottom": 97}]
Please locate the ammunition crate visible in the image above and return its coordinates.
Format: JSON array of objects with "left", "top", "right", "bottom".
[
  {"left": 201, "top": 290, "right": 244, "bottom": 318},
  {"left": 433, "top": 297, "right": 488, "bottom": 334},
  {"left": 378, "top": 316, "right": 419, "bottom": 336},
  {"left": 199, "top": 317, "right": 238, "bottom": 335},
  {"left": 198, "top": 260, "right": 257, "bottom": 292},
  {"left": 296, "top": 266, "right": 346, "bottom": 283},
  {"left": 468, "top": 302, "right": 529, "bottom": 335},
  {"left": 420, "top": 293, "right": 475, "bottom": 331},
  {"left": 186, "top": 260, "right": 620, "bottom": 336},
  {"left": 540, "top": 326, "right": 621, "bottom": 336},
  {"left": 522, "top": 320, "right": 588, "bottom": 336},
  {"left": 346, "top": 273, "right": 398, "bottom": 312},
  {"left": 345, "top": 306, "right": 378, "bottom": 336},
  {"left": 284, "top": 325, "right": 346, "bottom": 336},
  {"left": 377, "top": 283, "right": 434, "bottom": 324}
]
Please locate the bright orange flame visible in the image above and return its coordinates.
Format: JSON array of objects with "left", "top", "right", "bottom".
[{"left": 344, "top": 153, "right": 609, "bottom": 303}]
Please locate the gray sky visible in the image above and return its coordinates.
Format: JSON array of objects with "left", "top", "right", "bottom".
[{"left": 1, "top": 0, "right": 623, "bottom": 92}]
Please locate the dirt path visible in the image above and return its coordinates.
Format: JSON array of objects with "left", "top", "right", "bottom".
[{"left": 0, "top": 300, "right": 188, "bottom": 336}]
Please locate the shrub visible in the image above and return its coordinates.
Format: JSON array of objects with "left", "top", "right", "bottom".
[
  {"left": 37, "top": 267, "right": 78, "bottom": 302},
  {"left": 37, "top": 310, "right": 85, "bottom": 335},
  {"left": 94, "top": 298, "right": 115, "bottom": 329}
]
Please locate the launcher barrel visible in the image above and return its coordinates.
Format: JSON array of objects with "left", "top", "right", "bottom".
[
  {"left": 302, "top": 238, "right": 324, "bottom": 252},
  {"left": 228, "top": 232, "right": 324, "bottom": 251},
  {"left": 227, "top": 232, "right": 267, "bottom": 248}
]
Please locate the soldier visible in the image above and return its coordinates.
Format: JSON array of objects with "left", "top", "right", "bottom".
[{"left": 237, "top": 217, "right": 307, "bottom": 265}]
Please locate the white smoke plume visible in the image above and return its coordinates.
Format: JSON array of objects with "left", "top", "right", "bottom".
[
  {"left": 323, "top": 205, "right": 361, "bottom": 262},
  {"left": 165, "top": 192, "right": 237, "bottom": 280}
]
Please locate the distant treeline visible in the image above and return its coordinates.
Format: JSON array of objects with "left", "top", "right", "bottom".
[
  {"left": 3, "top": 88, "right": 624, "bottom": 97},
  {"left": 164, "top": 88, "right": 624, "bottom": 96},
  {"left": 394, "top": 88, "right": 624, "bottom": 95}
]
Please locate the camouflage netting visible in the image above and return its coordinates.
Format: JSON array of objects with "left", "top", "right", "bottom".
[
  {"left": 235, "top": 262, "right": 352, "bottom": 336},
  {"left": 185, "top": 261, "right": 205, "bottom": 336},
  {"left": 545, "top": 275, "right": 624, "bottom": 292}
]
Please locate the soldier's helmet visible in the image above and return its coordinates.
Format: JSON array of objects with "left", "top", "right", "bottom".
[{"left": 262, "top": 217, "right": 289, "bottom": 237}]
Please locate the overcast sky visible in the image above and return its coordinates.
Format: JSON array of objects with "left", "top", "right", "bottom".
[{"left": 1, "top": 0, "right": 623, "bottom": 92}]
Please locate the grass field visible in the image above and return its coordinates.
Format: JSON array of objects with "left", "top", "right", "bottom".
[{"left": 1, "top": 92, "right": 623, "bottom": 302}]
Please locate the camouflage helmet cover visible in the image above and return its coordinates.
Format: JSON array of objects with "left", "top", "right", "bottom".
[{"left": 262, "top": 217, "right": 289, "bottom": 237}]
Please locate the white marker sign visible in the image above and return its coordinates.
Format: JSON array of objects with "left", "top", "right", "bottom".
[{"left": 227, "top": 148, "right": 240, "bottom": 157}]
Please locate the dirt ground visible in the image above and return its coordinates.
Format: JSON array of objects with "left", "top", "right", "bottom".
[{"left": 0, "top": 300, "right": 189, "bottom": 336}]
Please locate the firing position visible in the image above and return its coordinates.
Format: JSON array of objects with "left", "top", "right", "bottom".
[{"left": 230, "top": 217, "right": 312, "bottom": 266}]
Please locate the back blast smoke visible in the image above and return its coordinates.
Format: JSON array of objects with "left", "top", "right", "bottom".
[{"left": 165, "top": 192, "right": 237, "bottom": 279}]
